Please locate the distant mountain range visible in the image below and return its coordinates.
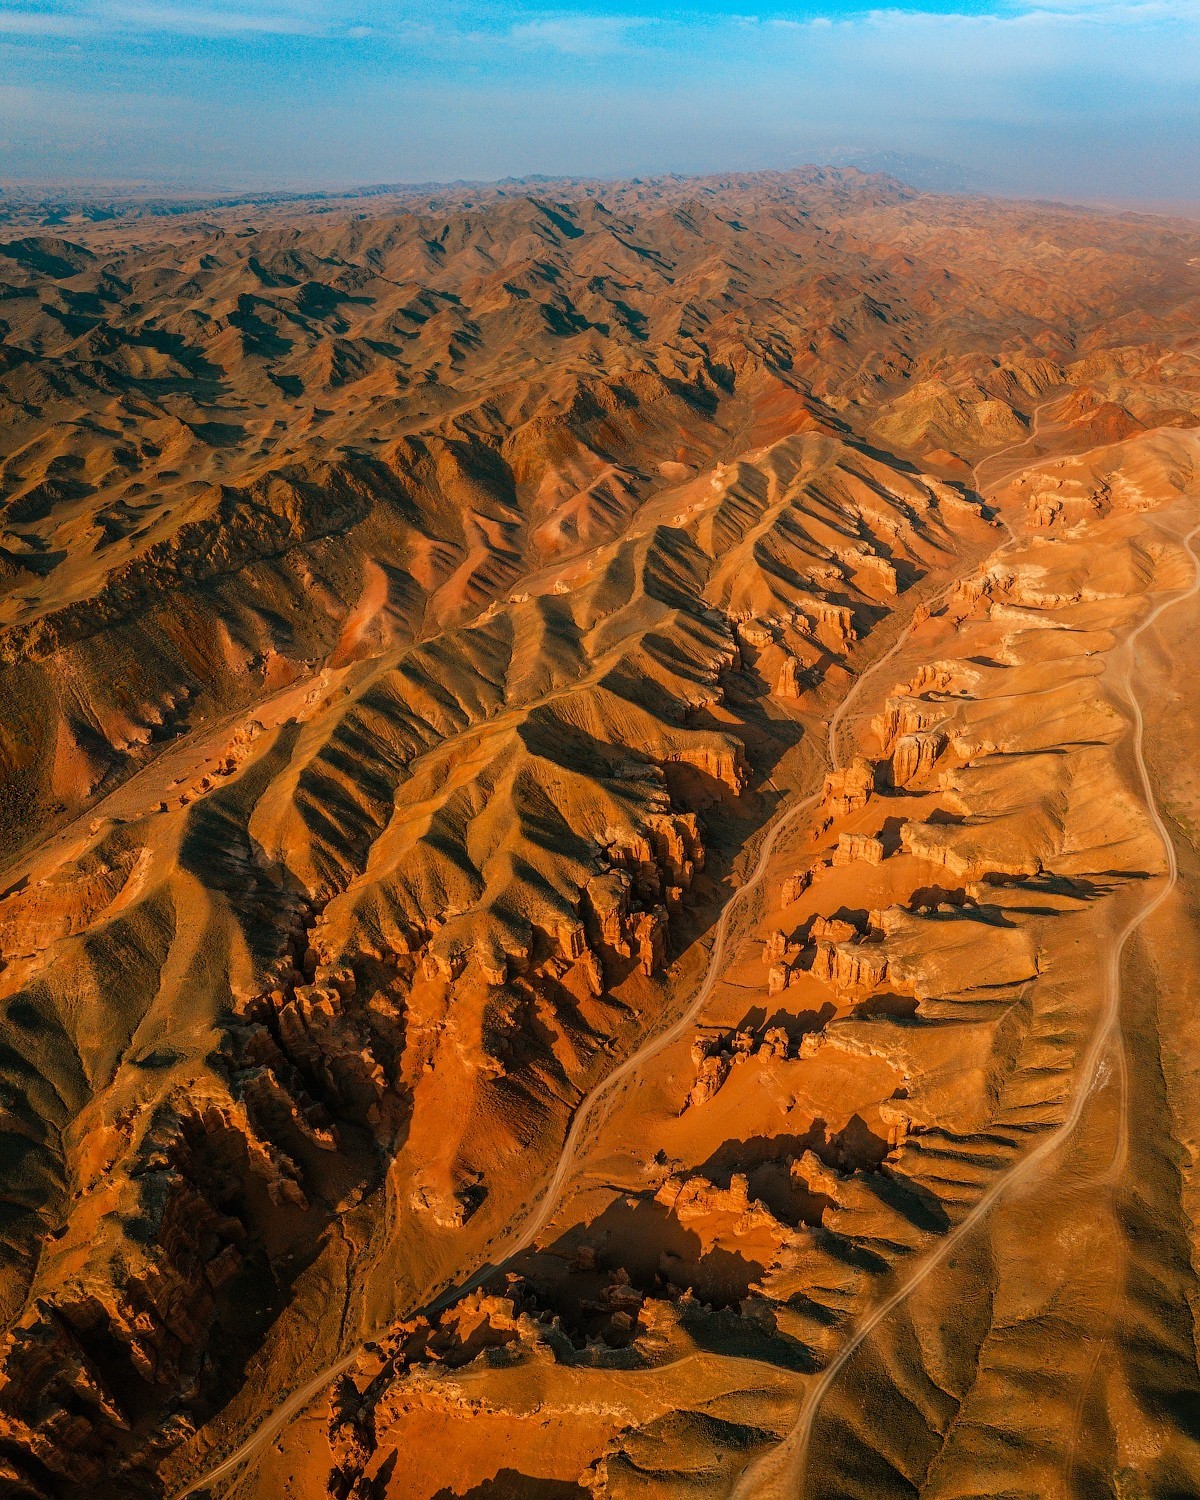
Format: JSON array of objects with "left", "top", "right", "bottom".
[{"left": 816, "top": 148, "right": 994, "bottom": 193}]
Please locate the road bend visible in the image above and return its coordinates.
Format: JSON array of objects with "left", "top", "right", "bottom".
[
  {"left": 733, "top": 514, "right": 1200, "bottom": 1500},
  {"left": 175, "top": 415, "right": 1071, "bottom": 1500}
]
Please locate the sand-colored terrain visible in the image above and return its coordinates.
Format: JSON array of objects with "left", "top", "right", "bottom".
[{"left": 0, "top": 169, "right": 1198, "bottom": 1498}]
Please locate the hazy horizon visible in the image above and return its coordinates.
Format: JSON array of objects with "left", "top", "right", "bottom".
[{"left": 1, "top": 1, "right": 1198, "bottom": 203}]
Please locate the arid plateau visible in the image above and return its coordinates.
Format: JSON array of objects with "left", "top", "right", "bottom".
[{"left": 0, "top": 168, "right": 1199, "bottom": 1498}]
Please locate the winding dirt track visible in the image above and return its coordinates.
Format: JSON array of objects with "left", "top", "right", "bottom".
[
  {"left": 175, "top": 411, "right": 1134, "bottom": 1500},
  {"left": 731, "top": 512, "right": 1200, "bottom": 1499},
  {"left": 174, "top": 725, "right": 830, "bottom": 1497}
]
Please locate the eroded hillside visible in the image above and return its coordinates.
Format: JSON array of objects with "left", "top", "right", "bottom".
[{"left": 0, "top": 169, "right": 1198, "bottom": 1499}]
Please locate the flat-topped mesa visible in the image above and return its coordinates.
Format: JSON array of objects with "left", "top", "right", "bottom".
[
  {"left": 945, "top": 734, "right": 1002, "bottom": 766},
  {"left": 811, "top": 938, "right": 890, "bottom": 992},
  {"left": 821, "top": 756, "right": 876, "bottom": 819},
  {"left": 766, "top": 924, "right": 815, "bottom": 992},
  {"left": 870, "top": 904, "right": 912, "bottom": 934},
  {"left": 832, "top": 832, "right": 885, "bottom": 866},
  {"left": 810, "top": 915, "right": 863, "bottom": 943},
  {"left": 891, "top": 730, "right": 949, "bottom": 789},
  {"left": 900, "top": 817, "right": 1045, "bottom": 880}
]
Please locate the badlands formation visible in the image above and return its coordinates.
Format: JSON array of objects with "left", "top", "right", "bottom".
[{"left": 0, "top": 168, "right": 1198, "bottom": 1498}]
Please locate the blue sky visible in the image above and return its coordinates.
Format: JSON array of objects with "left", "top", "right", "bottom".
[{"left": 0, "top": 0, "right": 1197, "bottom": 200}]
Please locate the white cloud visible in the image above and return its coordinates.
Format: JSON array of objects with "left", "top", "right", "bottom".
[
  {"left": 101, "top": 3, "right": 327, "bottom": 34},
  {"left": 1, "top": 0, "right": 1197, "bottom": 197},
  {"left": 0, "top": 0, "right": 384, "bottom": 41},
  {"left": 505, "top": 14, "right": 648, "bottom": 55},
  {"left": 2, "top": 0, "right": 1199, "bottom": 48},
  {"left": 0, "top": 9, "right": 86, "bottom": 35},
  {"left": 1006, "top": 0, "right": 1200, "bottom": 13}
]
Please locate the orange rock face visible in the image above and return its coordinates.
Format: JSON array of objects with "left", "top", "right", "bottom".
[{"left": 0, "top": 167, "right": 1199, "bottom": 1500}]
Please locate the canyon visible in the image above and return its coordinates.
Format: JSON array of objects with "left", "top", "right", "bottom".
[{"left": 0, "top": 168, "right": 1198, "bottom": 1498}]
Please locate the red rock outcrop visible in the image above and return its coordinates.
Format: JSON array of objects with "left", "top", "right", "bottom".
[
  {"left": 891, "top": 730, "right": 948, "bottom": 788},
  {"left": 821, "top": 757, "right": 876, "bottom": 819},
  {"left": 832, "top": 832, "right": 885, "bottom": 866}
]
